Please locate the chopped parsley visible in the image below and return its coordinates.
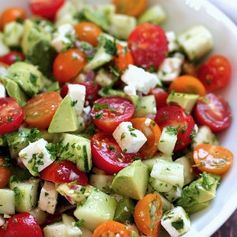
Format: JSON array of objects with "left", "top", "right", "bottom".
[
  {"left": 94, "top": 112, "right": 103, "bottom": 119},
  {"left": 29, "top": 152, "right": 44, "bottom": 174},
  {"left": 93, "top": 103, "right": 109, "bottom": 110},
  {"left": 103, "top": 38, "right": 117, "bottom": 56},
  {"left": 166, "top": 126, "right": 178, "bottom": 136},
  {"left": 71, "top": 100, "right": 78, "bottom": 107},
  {"left": 74, "top": 219, "right": 85, "bottom": 228},
  {"left": 171, "top": 219, "right": 184, "bottom": 231}
]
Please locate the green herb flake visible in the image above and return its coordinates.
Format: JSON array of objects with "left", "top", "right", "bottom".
[{"left": 171, "top": 219, "right": 184, "bottom": 231}]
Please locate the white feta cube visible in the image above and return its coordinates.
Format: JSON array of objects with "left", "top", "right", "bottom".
[
  {"left": 122, "top": 65, "right": 158, "bottom": 94},
  {"left": 19, "top": 139, "right": 54, "bottom": 176},
  {"left": 51, "top": 24, "right": 75, "bottom": 52},
  {"left": 166, "top": 31, "right": 180, "bottom": 53},
  {"left": 158, "top": 55, "right": 184, "bottom": 82},
  {"left": 113, "top": 122, "right": 147, "bottom": 153},
  {"left": 0, "top": 83, "right": 6, "bottom": 98},
  {"left": 0, "top": 215, "right": 5, "bottom": 227},
  {"left": 161, "top": 206, "right": 191, "bottom": 237},
  {"left": 124, "top": 85, "right": 136, "bottom": 96},
  {"left": 67, "top": 84, "right": 86, "bottom": 116},
  {"left": 38, "top": 181, "right": 58, "bottom": 214}
]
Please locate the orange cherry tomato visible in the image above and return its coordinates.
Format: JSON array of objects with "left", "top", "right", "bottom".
[
  {"left": 0, "top": 7, "right": 26, "bottom": 29},
  {"left": 92, "top": 220, "right": 131, "bottom": 237},
  {"left": 74, "top": 22, "right": 102, "bottom": 47},
  {"left": 169, "top": 75, "right": 206, "bottom": 96},
  {"left": 131, "top": 118, "right": 161, "bottom": 159},
  {"left": 23, "top": 92, "right": 62, "bottom": 129},
  {"left": 113, "top": 0, "right": 147, "bottom": 17},
  {"left": 0, "top": 157, "right": 12, "bottom": 188},
  {"left": 193, "top": 144, "right": 233, "bottom": 175},
  {"left": 114, "top": 44, "right": 134, "bottom": 71},
  {"left": 53, "top": 48, "right": 86, "bottom": 83},
  {"left": 134, "top": 193, "right": 163, "bottom": 237}
]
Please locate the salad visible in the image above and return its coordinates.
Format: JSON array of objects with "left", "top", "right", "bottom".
[{"left": 0, "top": 0, "right": 234, "bottom": 236}]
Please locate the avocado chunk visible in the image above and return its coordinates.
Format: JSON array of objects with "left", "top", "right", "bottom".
[
  {"left": 5, "top": 128, "right": 41, "bottom": 159},
  {"left": 167, "top": 92, "right": 199, "bottom": 113},
  {"left": 74, "top": 189, "right": 117, "bottom": 231},
  {"left": 7, "top": 62, "right": 44, "bottom": 96},
  {"left": 48, "top": 96, "right": 79, "bottom": 133},
  {"left": 112, "top": 160, "right": 149, "bottom": 200},
  {"left": 60, "top": 133, "right": 92, "bottom": 172},
  {"left": 4, "top": 78, "right": 27, "bottom": 106},
  {"left": 135, "top": 95, "right": 157, "bottom": 117},
  {"left": 89, "top": 174, "right": 113, "bottom": 193},
  {"left": 114, "top": 197, "right": 135, "bottom": 224},
  {"left": 10, "top": 178, "right": 39, "bottom": 212},
  {"left": 0, "top": 189, "right": 15, "bottom": 215},
  {"left": 177, "top": 173, "right": 220, "bottom": 214}
]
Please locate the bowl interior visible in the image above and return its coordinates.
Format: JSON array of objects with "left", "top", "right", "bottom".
[{"left": 1, "top": 0, "right": 237, "bottom": 236}]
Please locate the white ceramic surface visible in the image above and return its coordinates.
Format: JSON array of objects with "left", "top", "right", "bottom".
[{"left": 1, "top": 0, "right": 237, "bottom": 236}]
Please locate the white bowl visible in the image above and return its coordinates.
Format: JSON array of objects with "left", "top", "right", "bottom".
[{"left": 2, "top": 0, "right": 237, "bottom": 236}]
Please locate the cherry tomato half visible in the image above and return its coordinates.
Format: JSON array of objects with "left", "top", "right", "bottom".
[
  {"left": 0, "top": 7, "right": 26, "bottom": 29},
  {"left": 134, "top": 193, "right": 162, "bottom": 237},
  {"left": 0, "top": 98, "right": 24, "bottom": 135},
  {"left": 155, "top": 105, "right": 195, "bottom": 151},
  {"left": 91, "top": 97, "right": 135, "bottom": 133},
  {"left": 193, "top": 144, "right": 233, "bottom": 175},
  {"left": 150, "top": 88, "right": 168, "bottom": 109},
  {"left": 128, "top": 23, "right": 168, "bottom": 70},
  {"left": 40, "top": 160, "right": 88, "bottom": 185},
  {"left": 194, "top": 93, "right": 232, "bottom": 133},
  {"left": 4, "top": 213, "right": 43, "bottom": 237},
  {"left": 131, "top": 118, "right": 161, "bottom": 158},
  {"left": 0, "top": 157, "right": 12, "bottom": 188},
  {"left": 29, "top": 0, "right": 65, "bottom": 21},
  {"left": 197, "top": 55, "right": 231, "bottom": 92},
  {"left": 0, "top": 51, "right": 25, "bottom": 65},
  {"left": 53, "top": 48, "right": 86, "bottom": 83},
  {"left": 72, "top": 71, "right": 100, "bottom": 103},
  {"left": 74, "top": 22, "right": 102, "bottom": 47},
  {"left": 91, "top": 133, "right": 136, "bottom": 174},
  {"left": 92, "top": 220, "right": 131, "bottom": 237},
  {"left": 23, "top": 92, "right": 62, "bottom": 130}
]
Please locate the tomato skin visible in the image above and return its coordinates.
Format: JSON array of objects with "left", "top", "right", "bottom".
[
  {"left": 194, "top": 93, "right": 232, "bottom": 133},
  {"left": 40, "top": 160, "right": 88, "bottom": 185},
  {"left": 114, "top": 44, "right": 134, "bottom": 71},
  {"left": 23, "top": 92, "right": 62, "bottom": 130},
  {"left": 91, "top": 133, "right": 136, "bottom": 174},
  {"left": 193, "top": 144, "right": 233, "bottom": 175},
  {"left": 0, "top": 7, "right": 26, "bottom": 29},
  {"left": 4, "top": 213, "right": 43, "bottom": 237},
  {"left": 131, "top": 118, "right": 161, "bottom": 159},
  {"left": 0, "top": 51, "right": 25, "bottom": 65},
  {"left": 197, "top": 55, "right": 231, "bottom": 92},
  {"left": 53, "top": 48, "right": 86, "bottom": 83},
  {"left": 91, "top": 97, "right": 135, "bottom": 134},
  {"left": 128, "top": 23, "right": 168, "bottom": 70},
  {"left": 134, "top": 193, "right": 162, "bottom": 237},
  {"left": 0, "top": 158, "right": 12, "bottom": 188},
  {"left": 92, "top": 220, "right": 131, "bottom": 237},
  {"left": 30, "top": 0, "right": 65, "bottom": 20},
  {"left": 72, "top": 71, "right": 100, "bottom": 103},
  {"left": 75, "top": 22, "right": 102, "bottom": 47},
  {"left": 155, "top": 105, "right": 195, "bottom": 151},
  {"left": 0, "top": 98, "right": 24, "bottom": 135},
  {"left": 150, "top": 88, "right": 168, "bottom": 109}
]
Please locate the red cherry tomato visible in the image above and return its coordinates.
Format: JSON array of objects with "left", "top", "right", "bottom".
[
  {"left": 197, "top": 55, "right": 231, "bottom": 92},
  {"left": 0, "top": 98, "right": 24, "bottom": 135},
  {"left": 53, "top": 48, "right": 86, "bottom": 83},
  {"left": 128, "top": 23, "right": 168, "bottom": 70},
  {"left": 72, "top": 71, "right": 100, "bottom": 103},
  {"left": 150, "top": 88, "right": 168, "bottom": 109},
  {"left": 0, "top": 157, "right": 12, "bottom": 188},
  {"left": 91, "top": 97, "right": 135, "bottom": 133},
  {"left": 91, "top": 133, "right": 136, "bottom": 174},
  {"left": 4, "top": 213, "right": 43, "bottom": 237},
  {"left": 29, "top": 0, "right": 65, "bottom": 20},
  {"left": 40, "top": 160, "right": 88, "bottom": 185},
  {"left": 0, "top": 51, "right": 25, "bottom": 65},
  {"left": 155, "top": 105, "right": 195, "bottom": 151},
  {"left": 194, "top": 93, "right": 232, "bottom": 133}
]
